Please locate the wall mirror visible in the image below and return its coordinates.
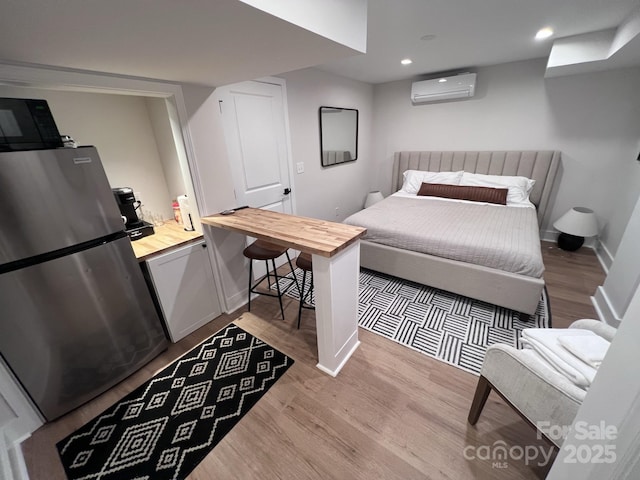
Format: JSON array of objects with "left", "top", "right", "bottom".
[{"left": 319, "top": 106, "right": 358, "bottom": 167}]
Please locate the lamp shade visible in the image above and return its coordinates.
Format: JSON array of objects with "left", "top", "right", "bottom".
[
  {"left": 553, "top": 207, "right": 599, "bottom": 237},
  {"left": 364, "top": 191, "right": 384, "bottom": 208}
]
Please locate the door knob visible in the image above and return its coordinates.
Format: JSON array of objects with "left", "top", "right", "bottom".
[{"left": 283, "top": 188, "right": 291, "bottom": 195}]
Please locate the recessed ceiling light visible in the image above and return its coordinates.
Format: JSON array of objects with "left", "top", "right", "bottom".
[
  {"left": 535, "top": 27, "right": 554, "bottom": 40},
  {"left": 438, "top": 78, "right": 447, "bottom": 83},
  {"left": 401, "top": 58, "right": 413, "bottom": 65}
]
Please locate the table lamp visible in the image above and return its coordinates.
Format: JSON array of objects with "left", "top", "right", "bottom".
[
  {"left": 553, "top": 207, "right": 598, "bottom": 251},
  {"left": 364, "top": 191, "right": 384, "bottom": 208}
]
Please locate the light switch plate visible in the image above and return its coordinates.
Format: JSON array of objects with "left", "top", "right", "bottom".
[{"left": 296, "top": 162, "right": 304, "bottom": 174}]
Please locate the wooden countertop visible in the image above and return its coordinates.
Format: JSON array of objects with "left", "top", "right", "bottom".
[
  {"left": 131, "top": 220, "right": 203, "bottom": 260},
  {"left": 201, "top": 208, "right": 366, "bottom": 258}
]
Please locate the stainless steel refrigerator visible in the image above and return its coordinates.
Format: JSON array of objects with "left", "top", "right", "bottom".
[{"left": 0, "top": 146, "right": 168, "bottom": 421}]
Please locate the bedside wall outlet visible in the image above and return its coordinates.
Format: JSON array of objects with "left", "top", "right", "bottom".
[{"left": 296, "top": 162, "right": 305, "bottom": 174}]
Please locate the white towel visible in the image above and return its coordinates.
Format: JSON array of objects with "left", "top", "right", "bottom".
[
  {"left": 521, "top": 329, "right": 597, "bottom": 389},
  {"left": 557, "top": 333, "right": 610, "bottom": 368}
]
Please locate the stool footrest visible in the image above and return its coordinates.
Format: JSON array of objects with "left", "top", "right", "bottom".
[
  {"left": 245, "top": 247, "right": 300, "bottom": 320},
  {"left": 250, "top": 275, "right": 297, "bottom": 297}
]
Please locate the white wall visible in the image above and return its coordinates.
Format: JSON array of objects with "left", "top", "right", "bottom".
[
  {"left": 182, "top": 70, "right": 374, "bottom": 311},
  {"left": 180, "top": 85, "right": 245, "bottom": 311},
  {"left": 184, "top": 68, "right": 374, "bottom": 222},
  {"left": 280, "top": 67, "right": 375, "bottom": 221},
  {"left": 0, "top": 359, "right": 42, "bottom": 478},
  {"left": 548, "top": 281, "right": 640, "bottom": 479},
  {"left": 145, "top": 97, "right": 185, "bottom": 203},
  {"left": 0, "top": 87, "right": 175, "bottom": 221},
  {"left": 239, "top": 0, "right": 368, "bottom": 53},
  {"left": 181, "top": 85, "right": 237, "bottom": 217},
  {"left": 594, "top": 192, "right": 640, "bottom": 325},
  {"left": 371, "top": 59, "right": 640, "bottom": 258}
]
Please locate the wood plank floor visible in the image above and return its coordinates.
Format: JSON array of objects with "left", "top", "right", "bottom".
[{"left": 21, "top": 241, "right": 606, "bottom": 479}]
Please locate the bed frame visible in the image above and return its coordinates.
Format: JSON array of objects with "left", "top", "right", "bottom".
[{"left": 360, "top": 151, "right": 561, "bottom": 315}]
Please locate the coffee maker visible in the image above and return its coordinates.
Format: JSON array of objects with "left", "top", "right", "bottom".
[{"left": 112, "top": 187, "right": 154, "bottom": 240}]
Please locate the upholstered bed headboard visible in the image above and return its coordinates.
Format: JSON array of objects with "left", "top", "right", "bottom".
[{"left": 391, "top": 151, "right": 561, "bottom": 225}]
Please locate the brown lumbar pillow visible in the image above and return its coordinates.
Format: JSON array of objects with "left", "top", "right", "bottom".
[{"left": 417, "top": 182, "right": 508, "bottom": 205}]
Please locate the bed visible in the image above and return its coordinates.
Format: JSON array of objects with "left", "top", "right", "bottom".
[{"left": 345, "top": 151, "right": 560, "bottom": 315}]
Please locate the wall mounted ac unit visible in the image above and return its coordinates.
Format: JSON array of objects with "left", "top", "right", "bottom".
[{"left": 411, "top": 73, "right": 476, "bottom": 104}]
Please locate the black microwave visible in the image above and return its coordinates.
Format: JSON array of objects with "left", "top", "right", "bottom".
[{"left": 0, "top": 98, "right": 63, "bottom": 152}]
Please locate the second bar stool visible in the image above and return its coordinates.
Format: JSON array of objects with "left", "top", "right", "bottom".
[
  {"left": 296, "top": 252, "right": 315, "bottom": 329},
  {"left": 243, "top": 239, "right": 299, "bottom": 320}
]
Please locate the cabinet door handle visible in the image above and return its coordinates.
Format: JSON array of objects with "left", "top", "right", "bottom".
[{"left": 283, "top": 188, "right": 291, "bottom": 195}]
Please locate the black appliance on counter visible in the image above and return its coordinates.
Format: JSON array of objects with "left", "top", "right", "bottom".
[
  {"left": 112, "top": 187, "right": 154, "bottom": 241},
  {"left": 0, "top": 97, "right": 64, "bottom": 151}
]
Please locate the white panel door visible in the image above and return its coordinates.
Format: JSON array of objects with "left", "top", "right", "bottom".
[
  {"left": 218, "top": 80, "right": 293, "bottom": 215},
  {"left": 219, "top": 80, "right": 296, "bottom": 278}
]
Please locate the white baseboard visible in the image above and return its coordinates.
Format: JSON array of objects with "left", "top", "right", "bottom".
[
  {"left": 8, "top": 442, "right": 29, "bottom": 480},
  {"left": 542, "top": 232, "right": 617, "bottom": 325},
  {"left": 592, "top": 287, "right": 622, "bottom": 328},
  {"left": 542, "top": 231, "right": 618, "bottom": 327},
  {"left": 1, "top": 431, "right": 11, "bottom": 480},
  {"left": 594, "top": 241, "right": 613, "bottom": 273},
  {"left": 224, "top": 290, "right": 248, "bottom": 315},
  {"left": 541, "top": 230, "right": 599, "bottom": 249},
  {"left": 540, "top": 229, "right": 557, "bottom": 244},
  {"left": 0, "top": 428, "right": 30, "bottom": 480},
  {"left": 542, "top": 230, "right": 609, "bottom": 271}
]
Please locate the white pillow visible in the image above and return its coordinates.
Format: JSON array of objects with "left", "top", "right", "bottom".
[
  {"left": 401, "top": 170, "right": 463, "bottom": 195},
  {"left": 460, "top": 172, "right": 535, "bottom": 206}
]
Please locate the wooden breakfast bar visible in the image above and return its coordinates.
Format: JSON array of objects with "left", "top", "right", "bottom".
[{"left": 201, "top": 208, "right": 367, "bottom": 376}]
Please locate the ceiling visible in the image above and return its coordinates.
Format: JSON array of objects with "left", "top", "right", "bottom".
[
  {"left": 1, "top": 0, "right": 639, "bottom": 87},
  {"left": 318, "top": 0, "right": 640, "bottom": 84},
  {"left": 0, "top": 0, "right": 361, "bottom": 87}
]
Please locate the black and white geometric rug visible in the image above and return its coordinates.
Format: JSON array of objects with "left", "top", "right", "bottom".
[
  {"left": 278, "top": 268, "right": 550, "bottom": 375},
  {"left": 57, "top": 323, "right": 293, "bottom": 480}
]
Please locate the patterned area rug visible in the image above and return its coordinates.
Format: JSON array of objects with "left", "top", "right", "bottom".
[
  {"left": 57, "top": 324, "right": 293, "bottom": 480},
  {"left": 278, "top": 268, "right": 550, "bottom": 375}
]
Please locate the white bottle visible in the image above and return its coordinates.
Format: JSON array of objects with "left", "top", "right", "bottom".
[{"left": 177, "top": 194, "right": 195, "bottom": 231}]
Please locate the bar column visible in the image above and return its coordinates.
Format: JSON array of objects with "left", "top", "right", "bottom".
[{"left": 312, "top": 240, "right": 361, "bottom": 376}]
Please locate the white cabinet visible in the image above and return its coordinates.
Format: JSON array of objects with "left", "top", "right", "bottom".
[
  {"left": 146, "top": 240, "right": 222, "bottom": 343},
  {"left": 0, "top": 358, "right": 43, "bottom": 479}
]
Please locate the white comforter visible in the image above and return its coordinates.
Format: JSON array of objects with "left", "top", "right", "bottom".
[{"left": 344, "top": 193, "right": 544, "bottom": 277}]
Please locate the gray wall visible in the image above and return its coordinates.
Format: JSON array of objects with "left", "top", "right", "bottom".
[
  {"left": 181, "top": 71, "right": 374, "bottom": 311},
  {"left": 280, "top": 68, "right": 374, "bottom": 221},
  {"left": 181, "top": 85, "right": 237, "bottom": 216},
  {"left": 0, "top": 86, "right": 177, "bottom": 221},
  {"left": 595, "top": 191, "right": 640, "bottom": 324},
  {"left": 370, "top": 59, "right": 640, "bottom": 260},
  {"left": 548, "top": 280, "right": 640, "bottom": 478},
  {"left": 145, "top": 97, "right": 187, "bottom": 203},
  {"left": 183, "top": 69, "right": 375, "bottom": 222},
  {"left": 183, "top": 62, "right": 640, "bottom": 314}
]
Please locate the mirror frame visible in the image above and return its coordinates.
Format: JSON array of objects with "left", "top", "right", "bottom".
[{"left": 319, "top": 106, "right": 358, "bottom": 167}]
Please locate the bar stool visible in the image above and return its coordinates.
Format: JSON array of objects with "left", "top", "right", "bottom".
[
  {"left": 296, "top": 252, "right": 315, "bottom": 329},
  {"left": 244, "top": 239, "right": 299, "bottom": 320}
]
